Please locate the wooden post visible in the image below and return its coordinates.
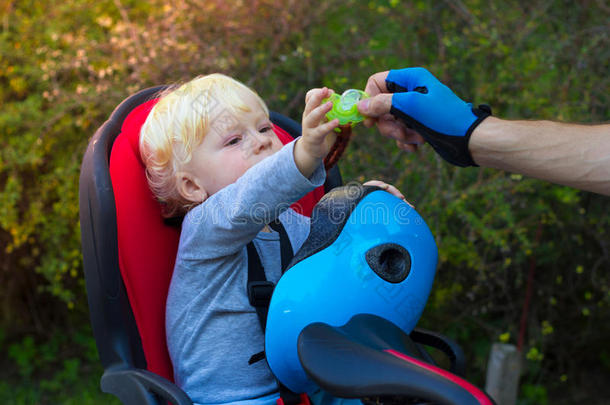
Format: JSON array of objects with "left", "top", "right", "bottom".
[{"left": 485, "top": 343, "right": 522, "bottom": 405}]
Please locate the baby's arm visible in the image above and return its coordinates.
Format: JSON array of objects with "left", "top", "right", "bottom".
[
  {"left": 179, "top": 141, "right": 325, "bottom": 260},
  {"left": 294, "top": 88, "right": 340, "bottom": 178}
]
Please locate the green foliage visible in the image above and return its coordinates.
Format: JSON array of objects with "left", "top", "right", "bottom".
[
  {"left": 0, "top": 325, "right": 118, "bottom": 404},
  {"left": 519, "top": 383, "right": 548, "bottom": 405},
  {"left": 0, "top": 0, "right": 608, "bottom": 403}
]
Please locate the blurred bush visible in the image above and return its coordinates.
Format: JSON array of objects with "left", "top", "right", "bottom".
[{"left": 0, "top": 0, "right": 608, "bottom": 403}]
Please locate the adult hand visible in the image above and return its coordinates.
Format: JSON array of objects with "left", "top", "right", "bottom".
[
  {"left": 363, "top": 180, "right": 414, "bottom": 207},
  {"left": 358, "top": 67, "right": 491, "bottom": 167}
]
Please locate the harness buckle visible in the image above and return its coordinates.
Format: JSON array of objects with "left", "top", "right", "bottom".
[{"left": 248, "top": 281, "right": 275, "bottom": 307}]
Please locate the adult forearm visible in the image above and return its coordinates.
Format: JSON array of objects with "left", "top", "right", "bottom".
[{"left": 470, "top": 117, "right": 610, "bottom": 196}]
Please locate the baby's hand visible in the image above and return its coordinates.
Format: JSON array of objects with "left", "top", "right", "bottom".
[
  {"left": 363, "top": 180, "right": 414, "bottom": 207},
  {"left": 301, "top": 87, "right": 340, "bottom": 159},
  {"left": 294, "top": 88, "right": 341, "bottom": 178}
]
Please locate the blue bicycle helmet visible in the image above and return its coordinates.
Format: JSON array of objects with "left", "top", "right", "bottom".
[{"left": 265, "top": 184, "right": 439, "bottom": 393}]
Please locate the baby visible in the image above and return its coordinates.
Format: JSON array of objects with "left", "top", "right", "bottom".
[{"left": 140, "top": 74, "right": 404, "bottom": 404}]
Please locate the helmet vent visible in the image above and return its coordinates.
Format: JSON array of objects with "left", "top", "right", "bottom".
[{"left": 365, "top": 243, "right": 411, "bottom": 283}]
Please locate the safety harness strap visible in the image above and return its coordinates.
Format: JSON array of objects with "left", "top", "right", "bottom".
[
  {"left": 246, "top": 242, "right": 274, "bottom": 330},
  {"left": 268, "top": 218, "right": 294, "bottom": 271},
  {"left": 247, "top": 219, "right": 294, "bottom": 330},
  {"left": 247, "top": 220, "right": 307, "bottom": 405}
]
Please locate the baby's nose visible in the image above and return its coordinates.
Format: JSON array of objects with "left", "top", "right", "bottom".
[{"left": 249, "top": 130, "right": 272, "bottom": 152}]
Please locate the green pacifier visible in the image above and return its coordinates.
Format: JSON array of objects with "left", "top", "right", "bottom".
[{"left": 323, "top": 89, "right": 369, "bottom": 132}]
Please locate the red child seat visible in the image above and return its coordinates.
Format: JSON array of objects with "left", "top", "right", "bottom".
[{"left": 80, "top": 85, "right": 341, "bottom": 404}]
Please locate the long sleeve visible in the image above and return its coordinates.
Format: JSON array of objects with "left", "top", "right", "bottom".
[{"left": 177, "top": 139, "right": 325, "bottom": 262}]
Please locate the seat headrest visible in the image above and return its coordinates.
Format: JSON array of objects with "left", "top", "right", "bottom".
[{"left": 121, "top": 98, "right": 159, "bottom": 167}]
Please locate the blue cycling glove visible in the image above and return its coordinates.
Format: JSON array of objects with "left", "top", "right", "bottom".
[{"left": 387, "top": 67, "right": 491, "bottom": 167}]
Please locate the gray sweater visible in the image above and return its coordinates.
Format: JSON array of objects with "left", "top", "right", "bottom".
[{"left": 166, "top": 140, "right": 325, "bottom": 405}]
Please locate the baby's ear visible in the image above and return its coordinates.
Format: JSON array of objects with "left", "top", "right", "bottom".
[{"left": 177, "top": 171, "right": 208, "bottom": 204}]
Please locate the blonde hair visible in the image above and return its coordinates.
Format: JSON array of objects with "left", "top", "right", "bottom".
[{"left": 140, "top": 73, "right": 269, "bottom": 218}]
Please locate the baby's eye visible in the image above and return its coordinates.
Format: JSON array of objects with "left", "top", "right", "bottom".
[
  {"left": 225, "top": 136, "right": 242, "bottom": 146},
  {"left": 260, "top": 125, "right": 272, "bottom": 134}
]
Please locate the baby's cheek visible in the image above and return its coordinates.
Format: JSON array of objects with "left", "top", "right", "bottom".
[
  {"left": 272, "top": 138, "right": 284, "bottom": 151},
  {"left": 233, "top": 158, "right": 254, "bottom": 179}
]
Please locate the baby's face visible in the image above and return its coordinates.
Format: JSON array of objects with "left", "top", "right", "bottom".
[{"left": 184, "top": 89, "right": 283, "bottom": 199}]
